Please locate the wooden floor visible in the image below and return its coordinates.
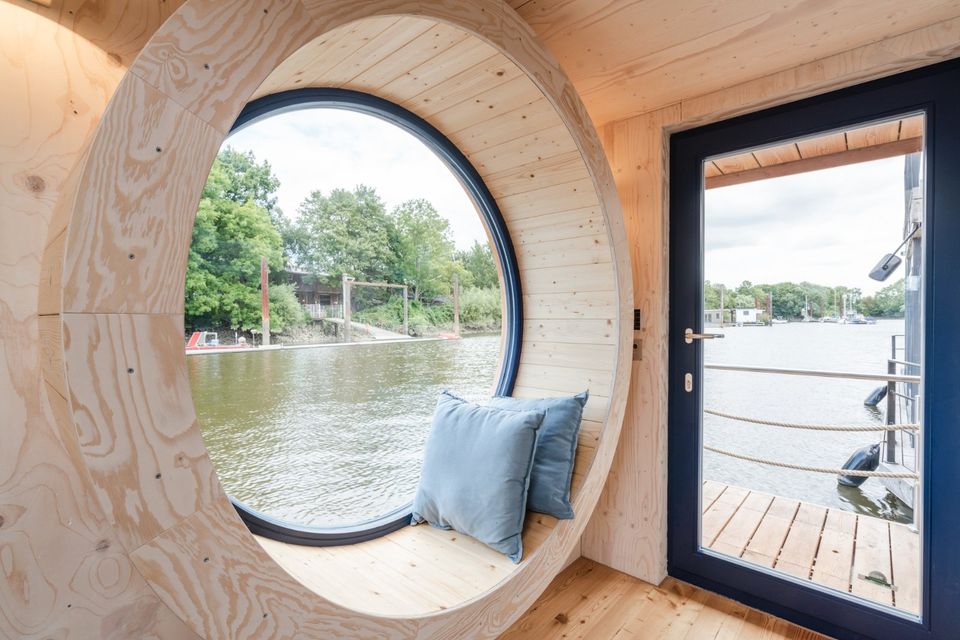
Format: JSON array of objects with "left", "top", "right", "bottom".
[
  {"left": 501, "top": 557, "right": 829, "bottom": 639},
  {"left": 702, "top": 481, "right": 919, "bottom": 615}
]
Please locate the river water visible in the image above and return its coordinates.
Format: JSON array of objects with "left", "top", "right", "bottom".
[
  {"left": 189, "top": 335, "right": 501, "bottom": 527},
  {"left": 189, "top": 321, "right": 914, "bottom": 529}
]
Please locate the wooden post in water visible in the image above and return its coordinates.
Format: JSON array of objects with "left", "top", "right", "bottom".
[
  {"left": 342, "top": 274, "right": 352, "bottom": 343},
  {"left": 260, "top": 256, "right": 270, "bottom": 346},
  {"left": 402, "top": 285, "right": 409, "bottom": 336},
  {"left": 452, "top": 272, "right": 460, "bottom": 338}
]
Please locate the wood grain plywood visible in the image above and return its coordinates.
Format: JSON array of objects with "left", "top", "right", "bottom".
[
  {"left": 60, "top": 73, "right": 222, "bottom": 315},
  {"left": 0, "top": 2, "right": 200, "bottom": 638},
  {"left": 512, "top": 0, "right": 960, "bottom": 125},
  {"left": 62, "top": 313, "right": 219, "bottom": 550},
  {"left": 128, "top": 0, "right": 319, "bottom": 133}
]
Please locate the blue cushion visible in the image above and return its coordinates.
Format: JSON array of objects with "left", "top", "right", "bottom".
[
  {"left": 488, "top": 391, "right": 588, "bottom": 520},
  {"left": 411, "top": 391, "right": 544, "bottom": 563}
]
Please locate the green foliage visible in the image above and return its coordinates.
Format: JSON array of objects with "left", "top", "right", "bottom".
[
  {"left": 292, "top": 186, "right": 397, "bottom": 284},
  {"left": 354, "top": 286, "right": 501, "bottom": 335},
  {"left": 458, "top": 286, "right": 502, "bottom": 329},
  {"left": 456, "top": 241, "right": 499, "bottom": 289},
  {"left": 391, "top": 199, "right": 456, "bottom": 301},
  {"left": 185, "top": 151, "right": 304, "bottom": 332},
  {"left": 705, "top": 277, "right": 887, "bottom": 320},
  {"left": 858, "top": 279, "right": 905, "bottom": 317}
]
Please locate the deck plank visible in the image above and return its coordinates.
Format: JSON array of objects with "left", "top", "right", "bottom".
[
  {"left": 890, "top": 521, "right": 920, "bottom": 614},
  {"left": 741, "top": 497, "right": 800, "bottom": 568},
  {"left": 711, "top": 492, "right": 774, "bottom": 559},
  {"left": 702, "top": 485, "right": 750, "bottom": 546},
  {"left": 774, "top": 503, "right": 827, "bottom": 580},
  {"left": 851, "top": 515, "right": 894, "bottom": 607},
  {"left": 810, "top": 509, "right": 856, "bottom": 595}
]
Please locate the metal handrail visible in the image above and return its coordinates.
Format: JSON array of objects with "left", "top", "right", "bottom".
[{"left": 704, "top": 362, "right": 921, "bottom": 384}]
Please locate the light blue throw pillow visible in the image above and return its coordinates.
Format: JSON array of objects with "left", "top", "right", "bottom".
[
  {"left": 488, "top": 391, "right": 589, "bottom": 520},
  {"left": 411, "top": 391, "right": 544, "bottom": 563}
]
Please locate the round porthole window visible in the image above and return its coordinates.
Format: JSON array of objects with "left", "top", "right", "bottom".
[{"left": 185, "top": 89, "right": 522, "bottom": 545}]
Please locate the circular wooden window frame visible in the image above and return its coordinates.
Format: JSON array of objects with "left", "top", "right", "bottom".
[
  {"left": 225, "top": 87, "right": 524, "bottom": 546},
  {"left": 42, "top": 1, "right": 633, "bottom": 636}
]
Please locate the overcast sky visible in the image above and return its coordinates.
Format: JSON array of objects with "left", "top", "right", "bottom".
[
  {"left": 223, "top": 108, "right": 487, "bottom": 250},
  {"left": 705, "top": 156, "right": 910, "bottom": 295}
]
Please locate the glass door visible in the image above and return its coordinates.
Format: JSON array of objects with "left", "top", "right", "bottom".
[{"left": 668, "top": 61, "right": 960, "bottom": 640}]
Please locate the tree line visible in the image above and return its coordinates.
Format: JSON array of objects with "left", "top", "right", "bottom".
[
  {"left": 186, "top": 148, "right": 500, "bottom": 333},
  {"left": 705, "top": 279, "right": 905, "bottom": 320}
]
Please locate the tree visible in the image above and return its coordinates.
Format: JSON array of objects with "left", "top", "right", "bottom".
[
  {"left": 456, "top": 241, "right": 500, "bottom": 290},
  {"left": 293, "top": 185, "right": 397, "bottom": 284},
  {"left": 858, "top": 279, "right": 905, "bottom": 317},
  {"left": 185, "top": 151, "right": 302, "bottom": 332},
  {"left": 391, "top": 199, "right": 456, "bottom": 301},
  {"left": 216, "top": 147, "right": 281, "bottom": 220}
]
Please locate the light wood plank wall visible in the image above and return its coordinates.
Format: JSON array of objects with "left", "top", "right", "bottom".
[{"left": 579, "top": 16, "right": 960, "bottom": 584}]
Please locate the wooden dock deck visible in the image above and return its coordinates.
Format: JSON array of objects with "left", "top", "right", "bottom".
[{"left": 702, "top": 481, "right": 920, "bottom": 615}]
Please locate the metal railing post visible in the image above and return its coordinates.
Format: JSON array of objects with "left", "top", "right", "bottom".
[{"left": 886, "top": 359, "right": 897, "bottom": 463}]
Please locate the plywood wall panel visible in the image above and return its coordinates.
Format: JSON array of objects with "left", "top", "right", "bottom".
[
  {"left": 0, "top": 3, "right": 199, "bottom": 637},
  {"left": 582, "top": 105, "right": 681, "bottom": 583},
  {"left": 62, "top": 313, "right": 220, "bottom": 551},
  {"left": 61, "top": 74, "right": 221, "bottom": 315},
  {"left": 129, "top": 0, "right": 319, "bottom": 134}
]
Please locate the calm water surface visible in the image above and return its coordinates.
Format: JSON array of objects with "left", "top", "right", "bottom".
[
  {"left": 190, "top": 322, "right": 914, "bottom": 528},
  {"left": 704, "top": 318, "right": 914, "bottom": 523},
  {"left": 189, "top": 335, "right": 500, "bottom": 527}
]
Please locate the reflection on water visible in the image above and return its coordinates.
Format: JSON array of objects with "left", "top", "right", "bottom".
[
  {"left": 704, "top": 319, "right": 914, "bottom": 524},
  {"left": 189, "top": 335, "right": 500, "bottom": 527}
]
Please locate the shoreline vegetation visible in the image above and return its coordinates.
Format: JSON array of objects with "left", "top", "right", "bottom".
[
  {"left": 186, "top": 148, "right": 501, "bottom": 344},
  {"left": 706, "top": 278, "right": 906, "bottom": 321}
]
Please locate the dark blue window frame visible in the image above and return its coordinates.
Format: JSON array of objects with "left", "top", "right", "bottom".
[
  {"left": 223, "top": 88, "right": 523, "bottom": 546},
  {"left": 668, "top": 60, "right": 960, "bottom": 639}
]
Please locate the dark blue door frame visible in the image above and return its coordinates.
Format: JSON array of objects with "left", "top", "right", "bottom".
[{"left": 668, "top": 60, "right": 960, "bottom": 640}]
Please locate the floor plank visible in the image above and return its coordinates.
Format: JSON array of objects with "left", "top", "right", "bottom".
[{"left": 501, "top": 558, "right": 830, "bottom": 639}]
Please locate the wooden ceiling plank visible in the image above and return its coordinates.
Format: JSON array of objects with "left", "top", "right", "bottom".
[
  {"left": 427, "top": 75, "right": 546, "bottom": 137},
  {"left": 752, "top": 141, "right": 802, "bottom": 167},
  {"left": 712, "top": 151, "right": 760, "bottom": 174},
  {"left": 320, "top": 18, "right": 435, "bottom": 86},
  {"left": 795, "top": 131, "right": 847, "bottom": 159},
  {"left": 512, "top": 1, "right": 960, "bottom": 125},
  {"left": 845, "top": 120, "right": 901, "bottom": 150},
  {"left": 401, "top": 52, "right": 525, "bottom": 118},
  {"left": 706, "top": 137, "right": 922, "bottom": 189},
  {"left": 377, "top": 36, "right": 496, "bottom": 105},
  {"left": 346, "top": 23, "right": 472, "bottom": 91},
  {"left": 898, "top": 114, "right": 926, "bottom": 140}
]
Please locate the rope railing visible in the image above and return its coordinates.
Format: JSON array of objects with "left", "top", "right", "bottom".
[
  {"left": 703, "top": 445, "right": 920, "bottom": 479},
  {"left": 704, "top": 408, "right": 919, "bottom": 432}
]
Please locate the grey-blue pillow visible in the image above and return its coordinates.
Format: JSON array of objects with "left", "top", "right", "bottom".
[
  {"left": 411, "top": 390, "right": 544, "bottom": 563},
  {"left": 488, "top": 391, "right": 588, "bottom": 520}
]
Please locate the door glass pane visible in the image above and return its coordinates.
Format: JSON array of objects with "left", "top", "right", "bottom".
[{"left": 700, "top": 114, "right": 924, "bottom": 615}]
